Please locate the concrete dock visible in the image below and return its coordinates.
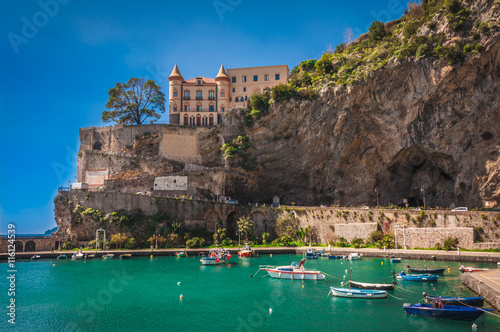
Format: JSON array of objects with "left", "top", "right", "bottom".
[{"left": 463, "top": 268, "right": 500, "bottom": 311}]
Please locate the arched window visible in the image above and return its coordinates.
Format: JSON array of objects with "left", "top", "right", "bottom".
[
  {"left": 184, "top": 114, "right": 188, "bottom": 126},
  {"left": 202, "top": 116, "right": 208, "bottom": 126},
  {"left": 235, "top": 97, "right": 239, "bottom": 102},
  {"left": 209, "top": 102, "right": 214, "bottom": 112},
  {"left": 220, "top": 89, "right": 225, "bottom": 97},
  {"left": 92, "top": 141, "right": 102, "bottom": 150},
  {"left": 209, "top": 114, "right": 214, "bottom": 126},
  {"left": 196, "top": 114, "right": 201, "bottom": 126},
  {"left": 173, "top": 89, "right": 178, "bottom": 97},
  {"left": 173, "top": 103, "right": 178, "bottom": 112},
  {"left": 184, "top": 102, "right": 190, "bottom": 112},
  {"left": 189, "top": 116, "right": 195, "bottom": 126}
]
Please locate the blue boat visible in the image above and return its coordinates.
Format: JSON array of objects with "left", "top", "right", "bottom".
[
  {"left": 390, "top": 258, "right": 401, "bottom": 263},
  {"left": 57, "top": 254, "right": 67, "bottom": 260},
  {"left": 403, "top": 303, "right": 492, "bottom": 321},
  {"left": 396, "top": 271, "right": 438, "bottom": 282},
  {"left": 328, "top": 255, "right": 345, "bottom": 260},
  {"left": 306, "top": 248, "right": 323, "bottom": 259},
  {"left": 423, "top": 293, "right": 484, "bottom": 307},
  {"left": 331, "top": 287, "right": 387, "bottom": 299}
]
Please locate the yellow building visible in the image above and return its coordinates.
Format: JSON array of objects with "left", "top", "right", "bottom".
[{"left": 168, "top": 64, "right": 289, "bottom": 126}]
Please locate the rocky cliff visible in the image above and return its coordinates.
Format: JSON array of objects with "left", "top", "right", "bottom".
[{"left": 225, "top": 1, "right": 500, "bottom": 208}]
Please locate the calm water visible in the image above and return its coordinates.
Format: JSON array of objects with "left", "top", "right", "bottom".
[{"left": 2, "top": 255, "right": 500, "bottom": 331}]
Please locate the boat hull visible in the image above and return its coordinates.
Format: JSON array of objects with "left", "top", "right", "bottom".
[
  {"left": 390, "top": 258, "right": 401, "bottom": 263},
  {"left": 328, "top": 255, "right": 344, "bottom": 260},
  {"left": 263, "top": 269, "right": 325, "bottom": 280},
  {"left": 200, "top": 258, "right": 227, "bottom": 265},
  {"left": 238, "top": 251, "right": 253, "bottom": 257},
  {"left": 424, "top": 295, "right": 484, "bottom": 307},
  {"left": 350, "top": 281, "right": 395, "bottom": 291},
  {"left": 331, "top": 287, "right": 387, "bottom": 299},
  {"left": 408, "top": 268, "right": 445, "bottom": 274},
  {"left": 403, "top": 303, "right": 492, "bottom": 321}
]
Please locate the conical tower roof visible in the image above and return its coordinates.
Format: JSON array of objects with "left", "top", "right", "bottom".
[
  {"left": 169, "top": 64, "right": 183, "bottom": 81},
  {"left": 215, "top": 64, "right": 229, "bottom": 81}
]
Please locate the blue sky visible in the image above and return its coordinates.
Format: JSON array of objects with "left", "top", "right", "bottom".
[{"left": 0, "top": 0, "right": 407, "bottom": 234}]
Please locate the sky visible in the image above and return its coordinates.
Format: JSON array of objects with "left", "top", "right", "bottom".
[{"left": 0, "top": 0, "right": 408, "bottom": 234}]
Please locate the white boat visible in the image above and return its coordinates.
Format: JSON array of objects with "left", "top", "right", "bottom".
[
  {"left": 331, "top": 286, "right": 387, "bottom": 299},
  {"left": 348, "top": 253, "right": 362, "bottom": 260},
  {"left": 71, "top": 249, "right": 85, "bottom": 260},
  {"left": 103, "top": 254, "right": 115, "bottom": 260},
  {"left": 260, "top": 258, "right": 325, "bottom": 280},
  {"left": 200, "top": 248, "right": 232, "bottom": 265},
  {"left": 238, "top": 244, "right": 254, "bottom": 257},
  {"left": 31, "top": 255, "right": 41, "bottom": 260}
]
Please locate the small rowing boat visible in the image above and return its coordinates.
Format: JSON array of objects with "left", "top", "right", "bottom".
[
  {"left": 394, "top": 271, "right": 438, "bottom": 282},
  {"left": 350, "top": 280, "right": 395, "bottom": 291},
  {"left": 459, "top": 265, "right": 490, "bottom": 273},
  {"left": 57, "top": 254, "right": 67, "bottom": 260},
  {"left": 31, "top": 255, "right": 41, "bottom": 260},
  {"left": 103, "top": 254, "right": 115, "bottom": 259},
  {"left": 407, "top": 265, "right": 445, "bottom": 274},
  {"left": 423, "top": 293, "right": 484, "bottom": 307},
  {"left": 403, "top": 303, "right": 492, "bottom": 321},
  {"left": 260, "top": 258, "right": 325, "bottom": 280},
  {"left": 390, "top": 258, "right": 401, "bottom": 263},
  {"left": 328, "top": 255, "right": 345, "bottom": 260},
  {"left": 331, "top": 286, "right": 387, "bottom": 299},
  {"left": 348, "top": 253, "right": 362, "bottom": 260},
  {"left": 176, "top": 251, "right": 188, "bottom": 258},
  {"left": 120, "top": 254, "right": 132, "bottom": 259}
]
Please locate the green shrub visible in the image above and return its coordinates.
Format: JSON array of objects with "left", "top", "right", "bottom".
[
  {"left": 271, "top": 84, "right": 298, "bottom": 103},
  {"left": 352, "top": 238, "right": 364, "bottom": 248},
  {"left": 62, "top": 241, "right": 73, "bottom": 250},
  {"left": 186, "top": 237, "right": 205, "bottom": 248},
  {"left": 443, "top": 237, "right": 459, "bottom": 250},
  {"left": 335, "top": 237, "right": 349, "bottom": 247},
  {"left": 221, "top": 238, "right": 233, "bottom": 246},
  {"left": 369, "top": 21, "right": 386, "bottom": 42},
  {"left": 315, "top": 53, "right": 335, "bottom": 75},
  {"left": 404, "top": 21, "right": 420, "bottom": 39},
  {"left": 376, "top": 234, "right": 394, "bottom": 249}
]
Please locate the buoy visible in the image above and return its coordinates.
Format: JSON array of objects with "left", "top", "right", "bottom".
[
  {"left": 177, "top": 282, "right": 181, "bottom": 286},
  {"left": 345, "top": 269, "right": 348, "bottom": 274},
  {"left": 343, "top": 275, "right": 346, "bottom": 279},
  {"left": 180, "top": 294, "right": 183, "bottom": 299},
  {"left": 150, "top": 255, "right": 153, "bottom": 258},
  {"left": 270, "top": 254, "right": 272, "bottom": 257},
  {"left": 269, "top": 308, "right": 272, "bottom": 314},
  {"left": 302, "top": 285, "right": 305, "bottom": 288},
  {"left": 52, "top": 264, "right": 55, "bottom": 267},
  {"left": 381, "top": 262, "right": 384, "bottom": 265}
]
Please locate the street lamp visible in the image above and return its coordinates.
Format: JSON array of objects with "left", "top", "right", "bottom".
[{"left": 375, "top": 188, "right": 379, "bottom": 207}]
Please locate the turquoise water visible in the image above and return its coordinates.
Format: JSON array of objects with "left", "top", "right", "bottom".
[{"left": 2, "top": 255, "right": 500, "bottom": 331}]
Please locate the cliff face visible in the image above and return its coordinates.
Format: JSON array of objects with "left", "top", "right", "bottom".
[{"left": 229, "top": 36, "right": 500, "bottom": 208}]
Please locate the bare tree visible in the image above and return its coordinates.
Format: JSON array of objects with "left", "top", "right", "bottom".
[{"left": 344, "top": 27, "right": 355, "bottom": 45}]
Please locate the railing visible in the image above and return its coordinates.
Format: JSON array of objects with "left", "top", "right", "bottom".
[
  {"left": 58, "top": 186, "right": 71, "bottom": 191},
  {"left": 208, "top": 97, "right": 215, "bottom": 100},
  {"left": 183, "top": 96, "right": 190, "bottom": 100},
  {"left": 196, "top": 96, "right": 203, "bottom": 100}
]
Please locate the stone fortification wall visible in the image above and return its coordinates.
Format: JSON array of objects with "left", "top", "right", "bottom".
[{"left": 395, "top": 227, "right": 475, "bottom": 249}]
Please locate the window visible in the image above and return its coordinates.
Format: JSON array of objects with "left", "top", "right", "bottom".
[
  {"left": 243, "top": 87, "right": 246, "bottom": 92},
  {"left": 196, "top": 114, "right": 201, "bottom": 126},
  {"left": 174, "top": 107, "right": 177, "bottom": 112},
  {"left": 245, "top": 96, "right": 247, "bottom": 101},
  {"left": 242, "top": 76, "right": 247, "bottom": 82},
  {"left": 196, "top": 79, "right": 202, "bottom": 86},
  {"left": 184, "top": 91, "right": 190, "bottom": 99},
  {"left": 196, "top": 91, "right": 202, "bottom": 100},
  {"left": 275, "top": 74, "right": 280, "bottom": 80},
  {"left": 184, "top": 105, "right": 189, "bottom": 112},
  {"left": 189, "top": 116, "right": 195, "bottom": 126},
  {"left": 253, "top": 75, "right": 258, "bottom": 82},
  {"left": 209, "top": 105, "right": 214, "bottom": 112},
  {"left": 232, "top": 77, "right": 236, "bottom": 83},
  {"left": 197, "top": 105, "right": 201, "bottom": 112},
  {"left": 184, "top": 114, "right": 188, "bottom": 125},
  {"left": 209, "top": 114, "right": 214, "bottom": 126},
  {"left": 221, "top": 107, "right": 224, "bottom": 113},
  {"left": 232, "top": 88, "right": 235, "bottom": 93},
  {"left": 174, "top": 90, "right": 178, "bottom": 97},
  {"left": 235, "top": 97, "right": 239, "bottom": 102},
  {"left": 202, "top": 116, "right": 208, "bottom": 126},
  {"left": 209, "top": 91, "right": 214, "bottom": 100},
  {"left": 220, "top": 90, "right": 225, "bottom": 97},
  {"left": 264, "top": 74, "right": 269, "bottom": 81}
]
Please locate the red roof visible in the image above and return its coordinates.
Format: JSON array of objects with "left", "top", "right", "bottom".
[{"left": 184, "top": 77, "right": 216, "bottom": 84}]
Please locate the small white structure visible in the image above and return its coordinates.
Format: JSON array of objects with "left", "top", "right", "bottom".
[
  {"left": 71, "top": 183, "right": 88, "bottom": 190},
  {"left": 154, "top": 176, "right": 188, "bottom": 191}
]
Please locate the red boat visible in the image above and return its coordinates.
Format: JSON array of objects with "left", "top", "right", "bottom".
[
  {"left": 459, "top": 265, "right": 490, "bottom": 273},
  {"left": 238, "top": 245, "right": 254, "bottom": 257}
]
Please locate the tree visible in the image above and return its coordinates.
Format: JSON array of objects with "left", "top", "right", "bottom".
[
  {"left": 111, "top": 233, "right": 129, "bottom": 249},
  {"left": 102, "top": 78, "right": 166, "bottom": 125},
  {"left": 368, "top": 21, "right": 386, "bottom": 42},
  {"left": 344, "top": 27, "right": 355, "bottom": 44},
  {"left": 237, "top": 217, "right": 254, "bottom": 241},
  {"left": 148, "top": 235, "right": 167, "bottom": 248}
]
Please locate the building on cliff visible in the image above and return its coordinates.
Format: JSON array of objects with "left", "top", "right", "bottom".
[{"left": 168, "top": 64, "right": 289, "bottom": 125}]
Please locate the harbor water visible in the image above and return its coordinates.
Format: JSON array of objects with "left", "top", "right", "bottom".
[{"left": 2, "top": 254, "right": 500, "bottom": 331}]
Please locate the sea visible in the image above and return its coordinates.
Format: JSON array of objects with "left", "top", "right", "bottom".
[{"left": 2, "top": 254, "right": 500, "bottom": 331}]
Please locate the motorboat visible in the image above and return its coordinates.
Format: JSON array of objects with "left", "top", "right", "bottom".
[
  {"left": 57, "top": 254, "right": 67, "bottom": 260},
  {"left": 350, "top": 280, "right": 395, "bottom": 291},
  {"left": 260, "top": 258, "right": 325, "bottom": 280},
  {"left": 394, "top": 271, "right": 438, "bottom": 282},
  {"left": 403, "top": 303, "right": 492, "bottom": 321},
  {"left": 120, "top": 254, "right": 132, "bottom": 259},
  {"left": 390, "top": 258, "right": 401, "bottom": 263},
  {"left": 348, "top": 253, "right": 362, "bottom": 260},
  {"left": 306, "top": 248, "right": 323, "bottom": 259},
  {"left": 459, "top": 265, "right": 490, "bottom": 273},
  {"left": 103, "top": 254, "right": 115, "bottom": 259},
  {"left": 331, "top": 287, "right": 387, "bottom": 299},
  {"left": 71, "top": 249, "right": 85, "bottom": 260},
  {"left": 238, "top": 245, "right": 254, "bottom": 257},
  {"left": 423, "top": 293, "right": 484, "bottom": 307},
  {"left": 200, "top": 248, "right": 231, "bottom": 265},
  {"left": 407, "top": 265, "right": 445, "bottom": 274},
  {"left": 31, "top": 255, "right": 41, "bottom": 260},
  {"left": 328, "top": 255, "right": 345, "bottom": 260},
  {"left": 176, "top": 251, "right": 188, "bottom": 258}
]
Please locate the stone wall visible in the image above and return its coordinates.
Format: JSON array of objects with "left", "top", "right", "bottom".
[
  {"left": 334, "top": 223, "right": 379, "bottom": 242},
  {"left": 0, "top": 236, "right": 58, "bottom": 252},
  {"left": 394, "top": 227, "right": 475, "bottom": 249}
]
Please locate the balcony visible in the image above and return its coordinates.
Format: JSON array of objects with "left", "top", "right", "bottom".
[
  {"left": 196, "top": 96, "right": 203, "bottom": 100},
  {"left": 208, "top": 96, "right": 215, "bottom": 100},
  {"left": 183, "top": 96, "right": 190, "bottom": 100}
]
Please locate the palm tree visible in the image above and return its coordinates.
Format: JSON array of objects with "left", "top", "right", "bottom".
[{"left": 237, "top": 217, "right": 254, "bottom": 241}]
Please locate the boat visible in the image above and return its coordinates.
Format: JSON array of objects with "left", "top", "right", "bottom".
[
  {"left": 31, "top": 255, "right": 41, "bottom": 260},
  {"left": 403, "top": 303, "right": 492, "bottom": 321},
  {"left": 103, "top": 254, "right": 115, "bottom": 259},
  {"left": 260, "top": 258, "right": 325, "bottom": 280},
  {"left": 423, "top": 293, "right": 484, "bottom": 307},
  {"left": 71, "top": 249, "right": 85, "bottom": 260},
  {"left": 176, "top": 251, "right": 188, "bottom": 258},
  {"left": 394, "top": 271, "right": 438, "bottom": 282},
  {"left": 350, "top": 280, "right": 396, "bottom": 291},
  {"left": 85, "top": 254, "right": 95, "bottom": 259},
  {"left": 57, "top": 254, "right": 67, "bottom": 260},
  {"left": 407, "top": 265, "right": 445, "bottom": 274},
  {"left": 200, "top": 248, "right": 231, "bottom": 265},
  {"left": 459, "top": 265, "right": 490, "bottom": 273},
  {"left": 328, "top": 255, "right": 345, "bottom": 260},
  {"left": 120, "top": 254, "right": 132, "bottom": 259},
  {"left": 348, "top": 253, "right": 362, "bottom": 260},
  {"left": 238, "top": 245, "right": 254, "bottom": 257},
  {"left": 331, "top": 286, "right": 387, "bottom": 299},
  {"left": 390, "top": 258, "right": 401, "bottom": 263},
  {"left": 306, "top": 248, "right": 323, "bottom": 259}
]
